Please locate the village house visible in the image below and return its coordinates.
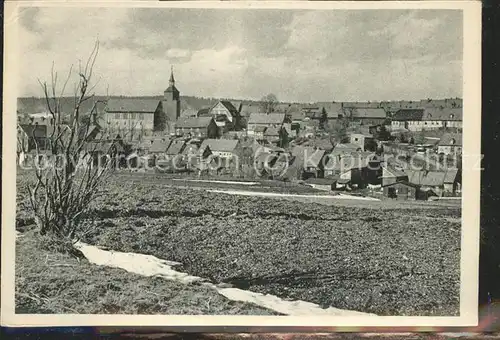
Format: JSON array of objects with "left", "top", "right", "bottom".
[
  {"left": 421, "top": 108, "right": 463, "bottom": 130},
  {"left": 390, "top": 109, "right": 425, "bottom": 132},
  {"left": 324, "top": 152, "right": 382, "bottom": 188},
  {"left": 263, "top": 126, "right": 289, "bottom": 148},
  {"left": 381, "top": 165, "right": 409, "bottom": 187},
  {"left": 342, "top": 107, "right": 387, "bottom": 126},
  {"left": 349, "top": 133, "right": 377, "bottom": 152},
  {"left": 405, "top": 168, "right": 461, "bottom": 197},
  {"left": 246, "top": 113, "right": 288, "bottom": 137},
  {"left": 198, "top": 139, "right": 242, "bottom": 175},
  {"left": 199, "top": 139, "right": 241, "bottom": 159},
  {"left": 205, "top": 100, "right": 243, "bottom": 132},
  {"left": 437, "top": 133, "right": 463, "bottom": 156},
  {"left": 382, "top": 181, "right": 419, "bottom": 200},
  {"left": 291, "top": 146, "right": 326, "bottom": 179},
  {"left": 174, "top": 117, "right": 219, "bottom": 139}
]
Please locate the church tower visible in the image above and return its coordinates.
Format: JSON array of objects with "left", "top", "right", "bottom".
[{"left": 163, "top": 66, "right": 180, "bottom": 122}]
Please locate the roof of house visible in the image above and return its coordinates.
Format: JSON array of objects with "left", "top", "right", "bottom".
[
  {"left": 382, "top": 165, "right": 407, "bottom": 178},
  {"left": 182, "top": 144, "right": 199, "bottom": 156},
  {"left": 305, "top": 138, "right": 334, "bottom": 151},
  {"left": 200, "top": 138, "right": 239, "bottom": 153},
  {"left": 344, "top": 108, "right": 386, "bottom": 119},
  {"left": 264, "top": 126, "right": 280, "bottom": 137},
  {"left": 165, "top": 140, "right": 186, "bottom": 155},
  {"left": 291, "top": 146, "right": 325, "bottom": 168},
  {"left": 381, "top": 180, "right": 420, "bottom": 188},
  {"left": 423, "top": 107, "right": 462, "bottom": 121},
  {"left": 405, "top": 169, "right": 459, "bottom": 186},
  {"left": 290, "top": 111, "right": 306, "bottom": 121},
  {"left": 239, "top": 103, "right": 262, "bottom": 117},
  {"left": 330, "top": 143, "right": 362, "bottom": 155},
  {"left": 392, "top": 109, "right": 425, "bottom": 121},
  {"left": 181, "top": 108, "right": 198, "bottom": 118},
  {"left": 176, "top": 117, "right": 214, "bottom": 129},
  {"left": 443, "top": 168, "right": 460, "bottom": 184},
  {"left": 216, "top": 100, "right": 240, "bottom": 115},
  {"left": 105, "top": 98, "right": 160, "bottom": 113},
  {"left": 197, "top": 107, "right": 211, "bottom": 117},
  {"left": 254, "top": 125, "right": 267, "bottom": 133},
  {"left": 342, "top": 101, "right": 381, "bottom": 109},
  {"left": 248, "top": 113, "right": 286, "bottom": 125},
  {"left": 325, "top": 152, "right": 378, "bottom": 172},
  {"left": 438, "top": 133, "right": 463, "bottom": 146},
  {"left": 149, "top": 138, "right": 172, "bottom": 153}
]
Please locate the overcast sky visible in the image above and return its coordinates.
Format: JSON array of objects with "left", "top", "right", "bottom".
[{"left": 18, "top": 7, "right": 463, "bottom": 103}]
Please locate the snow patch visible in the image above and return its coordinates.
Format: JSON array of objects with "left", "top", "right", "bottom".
[
  {"left": 74, "top": 242, "right": 375, "bottom": 317},
  {"left": 173, "top": 179, "right": 260, "bottom": 186},
  {"left": 207, "top": 189, "right": 380, "bottom": 201}
]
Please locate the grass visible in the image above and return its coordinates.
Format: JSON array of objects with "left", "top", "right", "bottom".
[
  {"left": 15, "top": 172, "right": 461, "bottom": 316},
  {"left": 75, "top": 178, "right": 461, "bottom": 316},
  {"left": 15, "top": 229, "right": 278, "bottom": 315}
]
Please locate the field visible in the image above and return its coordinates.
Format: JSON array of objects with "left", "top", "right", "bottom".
[{"left": 15, "top": 171, "right": 461, "bottom": 316}]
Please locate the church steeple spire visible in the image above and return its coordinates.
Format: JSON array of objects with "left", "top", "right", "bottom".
[{"left": 169, "top": 65, "right": 175, "bottom": 87}]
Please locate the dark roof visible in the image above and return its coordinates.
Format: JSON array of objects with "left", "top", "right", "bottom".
[
  {"left": 106, "top": 99, "right": 160, "bottom": 113},
  {"left": 423, "top": 108, "right": 463, "bottom": 121},
  {"left": 438, "top": 133, "right": 463, "bottom": 146},
  {"left": 344, "top": 108, "right": 386, "bottom": 119},
  {"left": 149, "top": 138, "right": 172, "bottom": 153},
  {"left": 176, "top": 117, "right": 214, "bottom": 129},
  {"left": 248, "top": 113, "right": 286, "bottom": 125},
  {"left": 392, "top": 109, "right": 425, "bottom": 121},
  {"left": 165, "top": 140, "right": 186, "bottom": 155},
  {"left": 200, "top": 139, "right": 239, "bottom": 153},
  {"left": 218, "top": 101, "right": 239, "bottom": 115},
  {"left": 164, "top": 85, "right": 180, "bottom": 95},
  {"left": 197, "top": 108, "right": 211, "bottom": 117}
]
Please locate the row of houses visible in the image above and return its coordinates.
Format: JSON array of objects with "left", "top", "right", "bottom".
[{"left": 390, "top": 108, "right": 463, "bottom": 132}]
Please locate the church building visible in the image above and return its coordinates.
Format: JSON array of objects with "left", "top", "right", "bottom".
[{"left": 103, "top": 67, "right": 181, "bottom": 138}]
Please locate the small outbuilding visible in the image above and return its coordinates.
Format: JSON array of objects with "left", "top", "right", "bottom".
[{"left": 382, "top": 181, "right": 419, "bottom": 200}]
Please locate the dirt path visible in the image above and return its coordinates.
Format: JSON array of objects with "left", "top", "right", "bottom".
[{"left": 75, "top": 241, "right": 376, "bottom": 317}]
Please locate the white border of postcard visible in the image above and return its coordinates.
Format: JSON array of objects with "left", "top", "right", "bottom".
[{"left": 2, "top": 0, "right": 481, "bottom": 328}]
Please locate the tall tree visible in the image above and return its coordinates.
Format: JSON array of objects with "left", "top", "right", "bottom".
[
  {"left": 328, "top": 117, "right": 350, "bottom": 147},
  {"left": 319, "top": 107, "right": 328, "bottom": 130}
]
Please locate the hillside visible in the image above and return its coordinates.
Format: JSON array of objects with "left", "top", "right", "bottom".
[{"left": 17, "top": 96, "right": 463, "bottom": 117}]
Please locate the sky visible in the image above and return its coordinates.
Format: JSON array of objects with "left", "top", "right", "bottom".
[{"left": 18, "top": 7, "right": 463, "bottom": 103}]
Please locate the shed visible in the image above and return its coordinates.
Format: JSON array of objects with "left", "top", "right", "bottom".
[{"left": 382, "top": 181, "right": 419, "bottom": 200}]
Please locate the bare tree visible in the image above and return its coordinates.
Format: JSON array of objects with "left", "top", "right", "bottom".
[
  {"left": 260, "top": 93, "right": 278, "bottom": 114},
  {"left": 25, "top": 40, "right": 115, "bottom": 248},
  {"left": 327, "top": 116, "right": 350, "bottom": 147}
]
